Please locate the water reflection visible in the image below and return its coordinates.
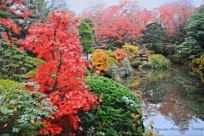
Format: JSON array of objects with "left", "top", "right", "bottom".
[{"left": 132, "top": 65, "right": 204, "bottom": 136}]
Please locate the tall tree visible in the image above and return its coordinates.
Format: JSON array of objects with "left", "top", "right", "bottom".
[
  {"left": 156, "top": 0, "right": 195, "bottom": 43},
  {"left": 142, "top": 22, "right": 166, "bottom": 45},
  {"left": 185, "top": 5, "right": 204, "bottom": 48},
  {"left": 17, "top": 10, "right": 96, "bottom": 135},
  {"left": 82, "top": 17, "right": 94, "bottom": 28},
  {"left": 78, "top": 20, "right": 94, "bottom": 59},
  {"left": 81, "top": 0, "right": 155, "bottom": 46}
]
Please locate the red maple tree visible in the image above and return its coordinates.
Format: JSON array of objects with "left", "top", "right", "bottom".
[
  {"left": 17, "top": 10, "right": 96, "bottom": 136},
  {"left": 81, "top": 0, "right": 155, "bottom": 45},
  {"left": 156, "top": 0, "right": 195, "bottom": 36}
]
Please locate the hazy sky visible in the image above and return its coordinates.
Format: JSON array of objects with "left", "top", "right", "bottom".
[{"left": 66, "top": 0, "right": 204, "bottom": 15}]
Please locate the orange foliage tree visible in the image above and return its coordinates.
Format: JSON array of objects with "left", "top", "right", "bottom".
[{"left": 91, "top": 49, "right": 110, "bottom": 72}]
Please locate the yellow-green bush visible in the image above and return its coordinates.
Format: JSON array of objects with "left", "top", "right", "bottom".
[
  {"left": 122, "top": 43, "right": 139, "bottom": 61},
  {"left": 0, "top": 79, "right": 19, "bottom": 90},
  {"left": 191, "top": 55, "right": 204, "bottom": 83},
  {"left": 24, "top": 68, "right": 37, "bottom": 77},
  {"left": 122, "top": 43, "right": 139, "bottom": 53},
  {"left": 148, "top": 54, "right": 170, "bottom": 69}
]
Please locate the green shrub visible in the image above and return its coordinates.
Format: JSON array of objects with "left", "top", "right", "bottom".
[
  {"left": 172, "top": 38, "right": 202, "bottom": 63},
  {"left": 148, "top": 54, "right": 170, "bottom": 69},
  {"left": 0, "top": 10, "right": 12, "bottom": 18},
  {"left": 107, "top": 64, "right": 119, "bottom": 79},
  {"left": 0, "top": 82, "right": 57, "bottom": 135},
  {"left": 153, "top": 43, "right": 162, "bottom": 54},
  {"left": 163, "top": 44, "right": 176, "bottom": 56},
  {"left": 118, "top": 58, "right": 133, "bottom": 77},
  {"left": 108, "top": 57, "right": 133, "bottom": 79},
  {"left": 30, "top": 57, "right": 45, "bottom": 66},
  {"left": 107, "top": 58, "right": 133, "bottom": 80},
  {"left": 83, "top": 66, "right": 91, "bottom": 76},
  {"left": 0, "top": 39, "right": 45, "bottom": 81},
  {"left": 77, "top": 76, "right": 144, "bottom": 136},
  {"left": 146, "top": 69, "right": 171, "bottom": 82},
  {"left": 24, "top": 68, "right": 37, "bottom": 77}
]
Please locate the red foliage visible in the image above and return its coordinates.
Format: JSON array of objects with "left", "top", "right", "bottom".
[
  {"left": 0, "top": 4, "right": 7, "bottom": 9},
  {"left": 81, "top": 0, "right": 155, "bottom": 44},
  {"left": 0, "top": 18, "right": 22, "bottom": 34},
  {"left": 17, "top": 10, "right": 97, "bottom": 135},
  {"left": 0, "top": 0, "right": 31, "bottom": 45},
  {"left": 9, "top": 4, "right": 32, "bottom": 18},
  {"left": 114, "top": 49, "right": 127, "bottom": 61},
  {"left": 156, "top": 0, "right": 195, "bottom": 35},
  {"left": 1, "top": 0, "right": 24, "bottom": 4},
  {"left": 81, "top": 0, "right": 195, "bottom": 45},
  {"left": 0, "top": 32, "right": 9, "bottom": 40}
]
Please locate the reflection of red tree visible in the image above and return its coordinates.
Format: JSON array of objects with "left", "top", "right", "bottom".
[{"left": 158, "top": 91, "right": 194, "bottom": 128}]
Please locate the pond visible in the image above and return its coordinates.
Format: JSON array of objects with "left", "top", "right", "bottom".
[{"left": 132, "top": 65, "right": 204, "bottom": 136}]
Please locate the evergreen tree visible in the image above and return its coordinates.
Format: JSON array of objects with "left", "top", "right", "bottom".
[
  {"left": 78, "top": 20, "right": 94, "bottom": 59},
  {"left": 142, "top": 22, "right": 166, "bottom": 45},
  {"left": 185, "top": 5, "right": 204, "bottom": 48}
]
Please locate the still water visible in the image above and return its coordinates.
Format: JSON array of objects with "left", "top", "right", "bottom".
[{"left": 132, "top": 65, "right": 204, "bottom": 136}]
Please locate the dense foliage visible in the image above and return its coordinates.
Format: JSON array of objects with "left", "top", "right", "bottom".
[
  {"left": 172, "top": 38, "right": 202, "bottom": 63},
  {"left": 0, "top": 0, "right": 203, "bottom": 135},
  {"left": 77, "top": 76, "right": 144, "bottom": 136},
  {"left": 142, "top": 22, "right": 166, "bottom": 45},
  {"left": 148, "top": 54, "right": 170, "bottom": 69}
]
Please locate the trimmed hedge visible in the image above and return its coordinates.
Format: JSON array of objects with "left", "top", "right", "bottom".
[{"left": 77, "top": 76, "right": 144, "bottom": 136}]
